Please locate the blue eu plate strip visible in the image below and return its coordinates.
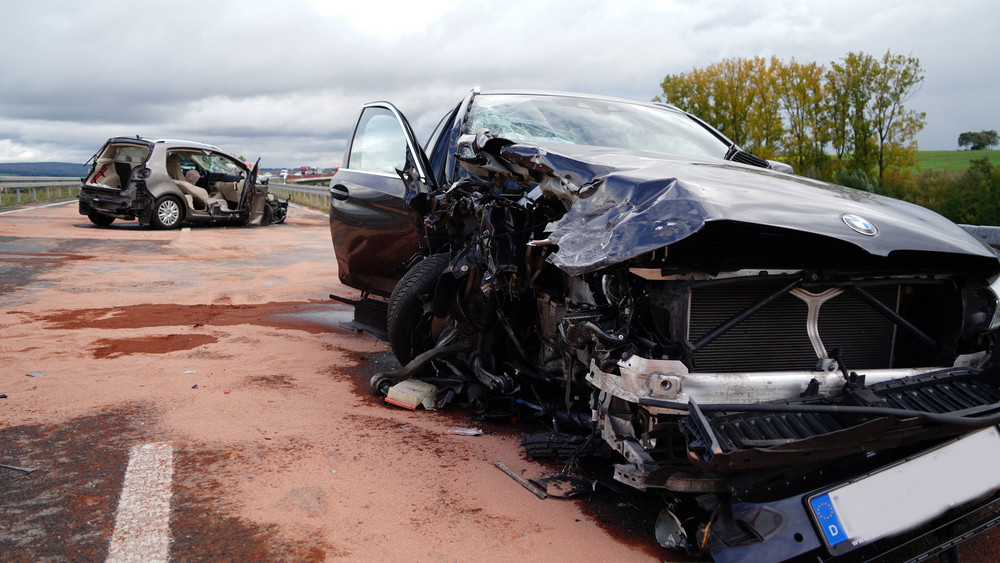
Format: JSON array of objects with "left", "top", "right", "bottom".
[{"left": 809, "top": 493, "right": 848, "bottom": 546}]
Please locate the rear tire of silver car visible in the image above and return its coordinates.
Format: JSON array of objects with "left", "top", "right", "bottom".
[
  {"left": 151, "top": 196, "right": 184, "bottom": 229},
  {"left": 387, "top": 253, "right": 450, "bottom": 365},
  {"left": 87, "top": 211, "right": 115, "bottom": 226}
]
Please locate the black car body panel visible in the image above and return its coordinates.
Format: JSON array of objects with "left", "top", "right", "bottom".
[
  {"left": 490, "top": 143, "right": 996, "bottom": 275},
  {"left": 328, "top": 90, "right": 1000, "bottom": 561}
]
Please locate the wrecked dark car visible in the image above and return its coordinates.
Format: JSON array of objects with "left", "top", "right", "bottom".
[
  {"left": 79, "top": 137, "right": 287, "bottom": 228},
  {"left": 329, "top": 90, "right": 1000, "bottom": 561}
]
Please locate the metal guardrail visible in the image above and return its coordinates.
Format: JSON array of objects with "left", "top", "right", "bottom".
[
  {"left": 0, "top": 177, "right": 330, "bottom": 209},
  {"left": 0, "top": 176, "right": 80, "bottom": 206},
  {"left": 266, "top": 182, "right": 330, "bottom": 210},
  {"left": 0, "top": 176, "right": 80, "bottom": 188}
]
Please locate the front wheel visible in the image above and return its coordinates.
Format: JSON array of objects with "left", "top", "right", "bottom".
[
  {"left": 151, "top": 196, "right": 184, "bottom": 229},
  {"left": 386, "top": 253, "right": 450, "bottom": 365},
  {"left": 87, "top": 211, "right": 115, "bottom": 226}
]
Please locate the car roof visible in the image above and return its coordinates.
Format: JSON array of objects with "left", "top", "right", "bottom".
[
  {"left": 151, "top": 139, "right": 223, "bottom": 151},
  {"left": 103, "top": 136, "right": 223, "bottom": 152}
]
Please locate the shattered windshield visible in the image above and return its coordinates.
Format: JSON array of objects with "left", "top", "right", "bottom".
[{"left": 465, "top": 94, "right": 730, "bottom": 159}]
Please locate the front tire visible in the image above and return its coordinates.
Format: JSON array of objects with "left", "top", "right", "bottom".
[
  {"left": 87, "top": 211, "right": 115, "bottom": 226},
  {"left": 151, "top": 196, "right": 184, "bottom": 229},
  {"left": 386, "top": 253, "right": 450, "bottom": 365}
]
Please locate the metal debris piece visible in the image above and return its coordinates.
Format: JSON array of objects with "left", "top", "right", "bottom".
[
  {"left": 494, "top": 460, "right": 547, "bottom": 499},
  {"left": 191, "top": 384, "right": 198, "bottom": 389},
  {"left": 531, "top": 474, "right": 592, "bottom": 498},
  {"left": 655, "top": 508, "right": 689, "bottom": 549},
  {"left": 0, "top": 464, "right": 38, "bottom": 473},
  {"left": 183, "top": 370, "right": 197, "bottom": 374},
  {"left": 25, "top": 371, "right": 47, "bottom": 377},
  {"left": 446, "top": 427, "right": 483, "bottom": 436}
]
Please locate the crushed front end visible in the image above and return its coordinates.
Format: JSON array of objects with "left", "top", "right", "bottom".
[
  {"left": 380, "top": 131, "right": 1000, "bottom": 561},
  {"left": 583, "top": 266, "right": 1000, "bottom": 560}
]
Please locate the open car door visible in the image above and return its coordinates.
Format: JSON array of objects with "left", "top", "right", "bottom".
[
  {"left": 240, "top": 159, "right": 265, "bottom": 225},
  {"left": 330, "top": 102, "right": 436, "bottom": 298}
]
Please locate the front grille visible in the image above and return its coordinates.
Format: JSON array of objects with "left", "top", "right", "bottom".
[
  {"left": 689, "top": 369, "right": 1000, "bottom": 458},
  {"left": 688, "top": 281, "right": 898, "bottom": 373},
  {"left": 714, "top": 412, "right": 846, "bottom": 448},
  {"left": 872, "top": 371, "right": 1000, "bottom": 413}
]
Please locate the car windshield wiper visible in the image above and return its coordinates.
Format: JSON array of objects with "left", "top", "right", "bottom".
[{"left": 723, "top": 143, "right": 770, "bottom": 169}]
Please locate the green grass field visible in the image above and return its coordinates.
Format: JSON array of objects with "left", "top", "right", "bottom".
[{"left": 916, "top": 150, "right": 1000, "bottom": 172}]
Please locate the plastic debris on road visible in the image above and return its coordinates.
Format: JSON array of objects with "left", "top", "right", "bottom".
[
  {"left": 446, "top": 427, "right": 484, "bottom": 436},
  {"left": 385, "top": 379, "right": 437, "bottom": 410}
]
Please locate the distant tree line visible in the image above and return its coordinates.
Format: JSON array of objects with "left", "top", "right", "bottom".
[
  {"left": 656, "top": 51, "right": 1000, "bottom": 225},
  {"left": 0, "top": 162, "right": 88, "bottom": 177},
  {"left": 959, "top": 130, "right": 999, "bottom": 151},
  {"left": 656, "top": 50, "right": 925, "bottom": 188}
]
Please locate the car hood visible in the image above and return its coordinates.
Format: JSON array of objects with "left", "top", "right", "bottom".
[{"left": 493, "top": 143, "right": 998, "bottom": 275}]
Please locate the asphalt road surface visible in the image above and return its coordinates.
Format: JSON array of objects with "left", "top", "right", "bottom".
[
  {"left": 0, "top": 201, "right": 667, "bottom": 562},
  {"left": 2, "top": 201, "right": 998, "bottom": 562}
]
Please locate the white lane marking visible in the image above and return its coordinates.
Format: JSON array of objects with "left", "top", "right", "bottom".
[
  {"left": 0, "top": 200, "right": 76, "bottom": 215},
  {"left": 106, "top": 443, "right": 174, "bottom": 563}
]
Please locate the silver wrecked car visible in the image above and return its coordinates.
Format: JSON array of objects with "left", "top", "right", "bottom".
[{"left": 78, "top": 137, "right": 286, "bottom": 228}]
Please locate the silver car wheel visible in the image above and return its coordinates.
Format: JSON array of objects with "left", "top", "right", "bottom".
[{"left": 157, "top": 199, "right": 180, "bottom": 227}]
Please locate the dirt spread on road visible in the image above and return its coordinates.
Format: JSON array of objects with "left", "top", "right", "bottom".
[
  {"left": 0, "top": 203, "right": 668, "bottom": 562},
  {"left": 37, "top": 301, "right": 343, "bottom": 334},
  {"left": 91, "top": 333, "right": 219, "bottom": 359}
]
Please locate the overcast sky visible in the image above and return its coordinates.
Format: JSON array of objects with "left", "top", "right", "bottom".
[{"left": 0, "top": 0, "right": 996, "bottom": 168}]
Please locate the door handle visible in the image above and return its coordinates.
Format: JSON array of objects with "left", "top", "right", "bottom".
[{"left": 330, "top": 184, "right": 349, "bottom": 201}]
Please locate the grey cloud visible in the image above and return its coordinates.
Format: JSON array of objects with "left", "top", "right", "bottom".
[{"left": 1, "top": 0, "right": 998, "bottom": 165}]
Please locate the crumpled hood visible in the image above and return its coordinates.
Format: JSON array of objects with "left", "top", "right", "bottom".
[{"left": 495, "top": 143, "right": 998, "bottom": 275}]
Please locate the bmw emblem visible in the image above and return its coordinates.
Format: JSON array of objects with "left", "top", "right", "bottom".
[{"left": 842, "top": 214, "right": 877, "bottom": 236}]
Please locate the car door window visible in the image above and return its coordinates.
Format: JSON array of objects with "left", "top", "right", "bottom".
[{"left": 348, "top": 107, "right": 407, "bottom": 174}]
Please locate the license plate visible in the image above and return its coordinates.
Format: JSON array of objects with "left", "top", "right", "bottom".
[{"left": 807, "top": 427, "right": 1000, "bottom": 553}]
